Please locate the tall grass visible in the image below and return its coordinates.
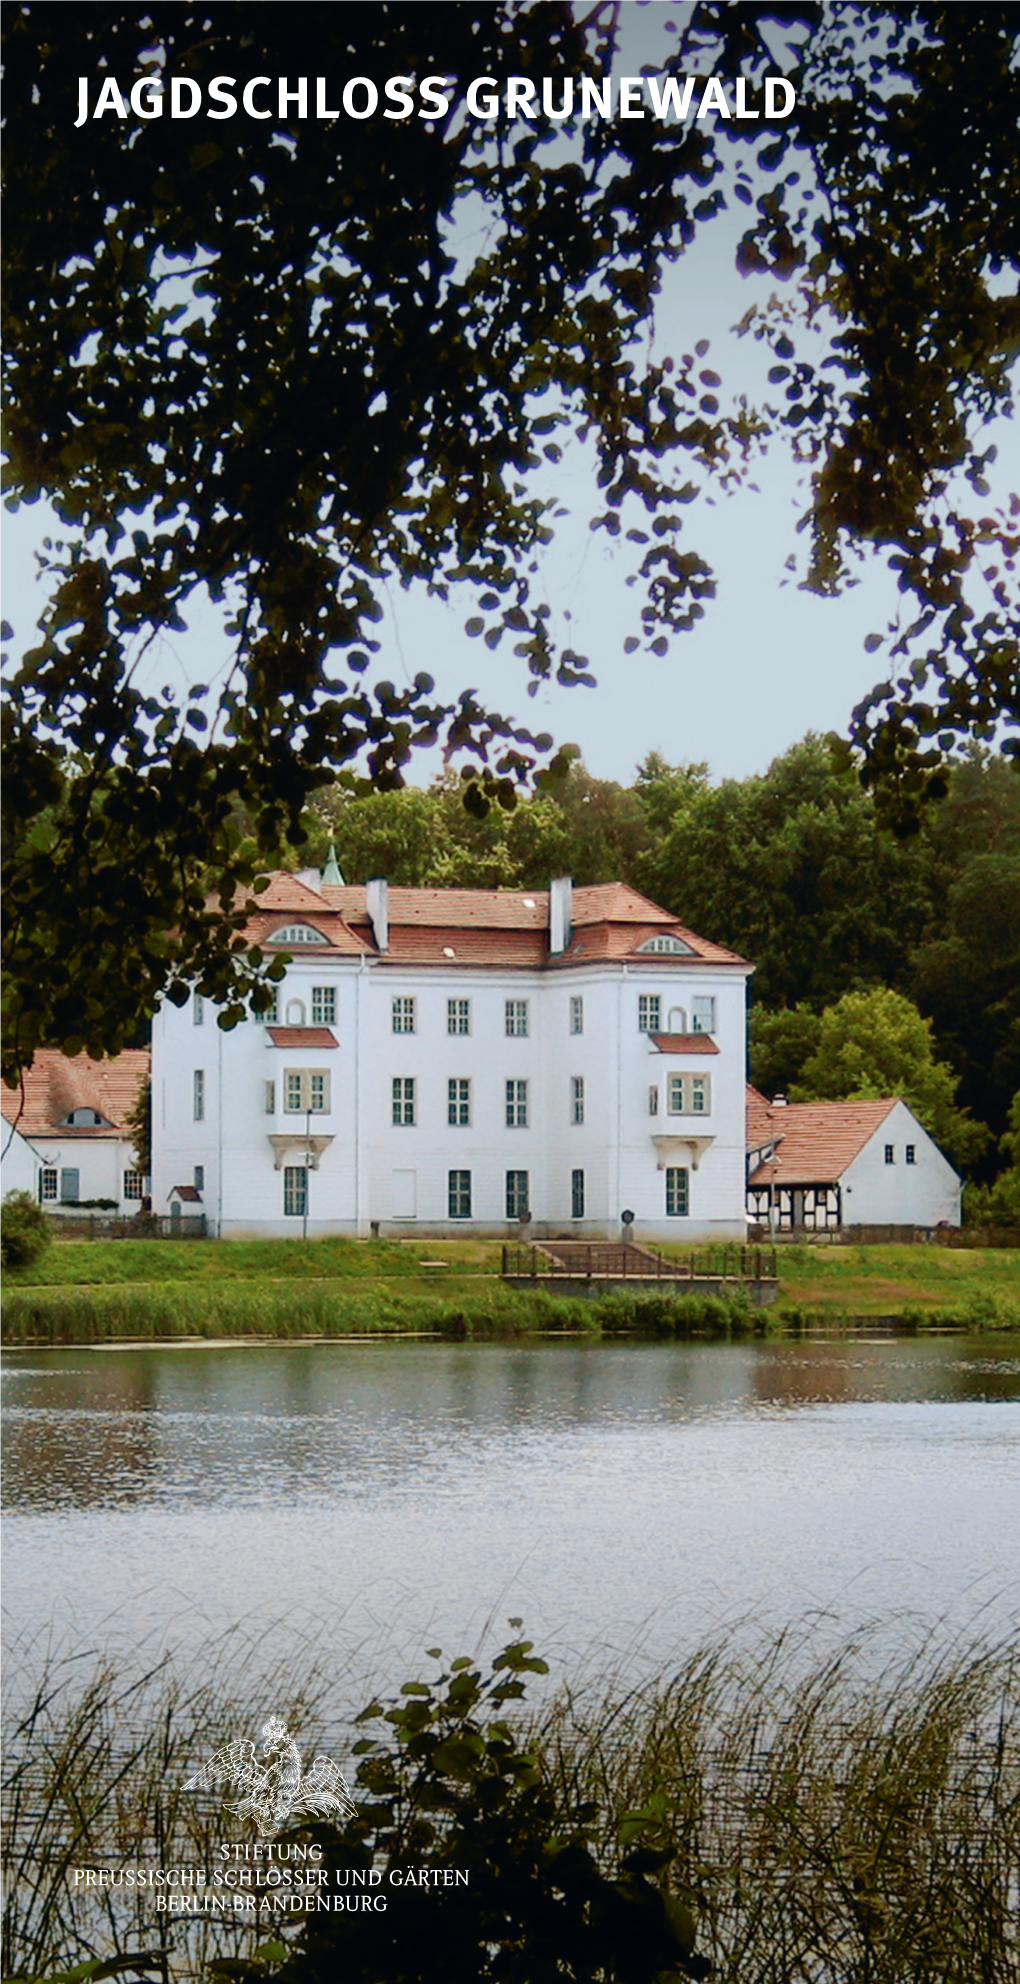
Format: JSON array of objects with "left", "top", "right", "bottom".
[
  {"left": 1, "top": 1626, "right": 349, "bottom": 1982},
  {"left": 545, "top": 1628, "right": 1020, "bottom": 1981},
  {"left": 4, "top": 1626, "right": 1017, "bottom": 1982},
  {"left": 0, "top": 1282, "right": 758, "bottom": 1345}
]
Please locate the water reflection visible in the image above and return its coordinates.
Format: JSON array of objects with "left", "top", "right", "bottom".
[
  {"left": 4, "top": 1338, "right": 1018, "bottom": 1516},
  {"left": 3, "top": 1337, "right": 1018, "bottom": 1692}
]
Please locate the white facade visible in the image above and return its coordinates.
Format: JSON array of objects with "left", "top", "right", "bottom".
[
  {"left": 5, "top": 1131, "right": 145, "bottom": 1214},
  {"left": 841, "top": 1101, "right": 961, "bottom": 1226},
  {"left": 1, "top": 1124, "right": 39, "bottom": 1198},
  {"left": 152, "top": 876, "right": 752, "bottom": 1241}
]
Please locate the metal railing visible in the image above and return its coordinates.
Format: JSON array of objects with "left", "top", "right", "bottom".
[
  {"left": 502, "top": 1241, "right": 777, "bottom": 1283},
  {"left": 50, "top": 1214, "right": 207, "bottom": 1241}
]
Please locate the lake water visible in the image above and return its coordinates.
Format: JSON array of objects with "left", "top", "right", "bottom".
[{"left": 3, "top": 1335, "right": 1019, "bottom": 1715}]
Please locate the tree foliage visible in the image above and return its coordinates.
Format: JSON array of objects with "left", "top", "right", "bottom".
[
  {"left": 125, "top": 1072, "right": 152, "bottom": 1181},
  {"left": 964, "top": 1092, "right": 1020, "bottom": 1227},
  {"left": 302, "top": 760, "right": 660, "bottom": 891},
  {"left": 907, "top": 755, "right": 1020, "bottom": 1151},
  {"left": 1, "top": 1189, "right": 53, "bottom": 1269},
  {"left": 790, "top": 986, "right": 989, "bottom": 1170},
  {"left": 749, "top": 1002, "right": 823, "bottom": 1101},
  {"left": 242, "top": 1633, "right": 709, "bottom": 1984},
  {"left": 638, "top": 734, "right": 937, "bottom": 1009},
  {"left": 2, "top": 2, "right": 1018, "bottom": 1079}
]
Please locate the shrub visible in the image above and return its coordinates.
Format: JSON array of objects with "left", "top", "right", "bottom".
[
  {"left": 0, "top": 1190, "right": 52, "bottom": 1269},
  {"left": 592, "top": 1289, "right": 753, "bottom": 1335},
  {"left": 257, "top": 1635, "right": 710, "bottom": 1984}
]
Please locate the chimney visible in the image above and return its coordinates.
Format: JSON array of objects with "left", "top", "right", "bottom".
[
  {"left": 772, "top": 1094, "right": 787, "bottom": 1107},
  {"left": 549, "top": 876, "right": 573, "bottom": 955},
  {"left": 366, "top": 877, "right": 389, "bottom": 952}
]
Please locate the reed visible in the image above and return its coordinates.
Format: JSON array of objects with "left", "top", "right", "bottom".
[
  {"left": 542, "top": 1627, "right": 1020, "bottom": 1981},
  {"left": 3, "top": 1624, "right": 1017, "bottom": 1982},
  {"left": 1, "top": 1624, "right": 353, "bottom": 1983},
  {"left": 0, "top": 1282, "right": 757, "bottom": 1345}
]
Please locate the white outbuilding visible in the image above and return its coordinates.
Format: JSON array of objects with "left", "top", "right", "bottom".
[
  {"left": 0, "top": 1050, "right": 150, "bottom": 1214},
  {"left": 745, "top": 1088, "right": 961, "bottom": 1230}
]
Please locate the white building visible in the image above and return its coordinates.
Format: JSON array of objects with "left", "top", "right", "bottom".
[
  {"left": 746, "top": 1089, "right": 961, "bottom": 1229},
  {"left": 0, "top": 1050, "right": 150, "bottom": 1213},
  {"left": 151, "top": 872, "right": 753, "bottom": 1240}
]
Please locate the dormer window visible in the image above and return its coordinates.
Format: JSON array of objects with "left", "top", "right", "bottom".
[
  {"left": 267, "top": 924, "right": 327, "bottom": 946},
  {"left": 62, "top": 1107, "right": 110, "bottom": 1127},
  {"left": 638, "top": 934, "right": 695, "bottom": 956}
]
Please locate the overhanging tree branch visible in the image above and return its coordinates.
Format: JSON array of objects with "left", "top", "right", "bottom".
[{"left": 2, "top": 2, "right": 1017, "bottom": 1079}]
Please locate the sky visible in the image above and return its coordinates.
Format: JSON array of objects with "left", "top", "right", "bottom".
[
  {"left": 3, "top": 1, "right": 1017, "bottom": 792},
  {"left": 1, "top": 241, "right": 972, "bottom": 792}
]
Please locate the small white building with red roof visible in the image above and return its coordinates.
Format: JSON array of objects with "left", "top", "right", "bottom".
[
  {"left": 151, "top": 870, "right": 753, "bottom": 1240},
  {"left": 745, "top": 1087, "right": 960, "bottom": 1230},
  {"left": 1, "top": 1050, "right": 150, "bottom": 1213}
]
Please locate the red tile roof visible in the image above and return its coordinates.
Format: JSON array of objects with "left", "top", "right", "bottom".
[
  {"left": 557, "top": 922, "right": 744, "bottom": 966},
  {"left": 573, "top": 883, "right": 675, "bottom": 926},
  {"left": 650, "top": 1033, "right": 720, "bottom": 1056},
  {"left": 321, "top": 885, "right": 549, "bottom": 929},
  {"left": 384, "top": 927, "right": 548, "bottom": 968},
  {"left": 1, "top": 1050, "right": 150, "bottom": 1140},
  {"left": 251, "top": 873, "right": 335, "bottom": 912},
  {"left": 245, "top": 910, "right": 369, "bottom": 956},
  {"left": 746, "top": 1090, "right": 900, "bottom": 1185},
  {"left": 266, "top": 1027, "right": 338, "bottom": 1049},
  {"left": 312, "top": 878, "right": 748, "bottom": 968}
]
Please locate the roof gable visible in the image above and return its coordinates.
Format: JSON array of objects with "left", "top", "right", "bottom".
[{"left": 252, "top": 873, "right": 334, "bottom": 913}]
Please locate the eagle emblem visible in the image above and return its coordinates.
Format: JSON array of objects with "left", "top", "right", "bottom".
[{"left": 184, "top": 1715, "right": 356, "bottom": 1837}]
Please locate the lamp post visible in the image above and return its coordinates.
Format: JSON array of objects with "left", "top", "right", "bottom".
[
  {"left": 764, "top": 1102, "right": 782, "bottom": 1244},
  {"left": 303, "top": 1105, "right": 311, "bottom": 1243},
  {"left": 769, "top": 1154, "right": 781, "bottom": 1244}
]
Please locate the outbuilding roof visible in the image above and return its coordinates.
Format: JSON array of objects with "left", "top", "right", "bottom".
[
  {"left": 746, "top": 1090, "right": 900, "bottom": 1186},
  {"left": 1, "top": 1049, "right": 150, "bottom": 1140}
]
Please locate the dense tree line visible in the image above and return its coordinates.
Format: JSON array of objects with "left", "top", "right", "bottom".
[{"left": 296, "top": 738, "right": 1018, "bottom": 1183}]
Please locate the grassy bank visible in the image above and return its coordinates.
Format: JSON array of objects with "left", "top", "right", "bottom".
[
  {"left": 3, "top": 1238, "right": 1019, "bottom": 1342},
  {"left": 4, "top": 1235, "right": 504, "bottom": 1286},
  {"left": 4, "top": 1627, "right": 1016, "bottom": 1983},
  {"left": 0, "top": 1277, "right": 758, "bottom": 1345},
  {"left": 772, "top": 1239, "right": 1020, "bottom": 1326}
]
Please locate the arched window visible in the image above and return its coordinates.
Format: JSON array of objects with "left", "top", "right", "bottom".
[
  {"left": 667, "top": 1006, "right": 687, "bottom": 1034},
  {"left": 267, "top": 924, "right": 327, "bottom": 945},
  {"left": 285, "top": 998, "right": 307, "bottom": 1026},
  {"left": 638, "top": 934, "right": 695, "bottom": 956}
]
